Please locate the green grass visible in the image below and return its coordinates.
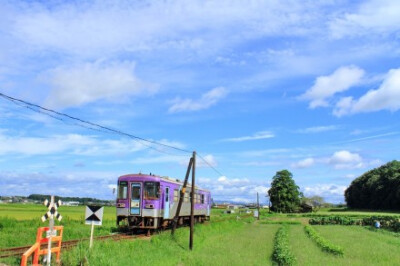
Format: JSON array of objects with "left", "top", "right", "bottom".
[
  {"left": 0, "top": 204, "right": 116, "bottom": 221},
  {"left": 62, "top": 218, "right": 279, "bottom": 266},
  {"left": 290, "top": 225, "right": 342, "bottom": 266},
  {"left": 3, "top": 204, "right": 400, "bottom": 265},
  {"left": 0, "top": 204, "right": 117, "bottom": 249},
  {"left": 315, "top": 226, "right": 400, "bottom": 265}
]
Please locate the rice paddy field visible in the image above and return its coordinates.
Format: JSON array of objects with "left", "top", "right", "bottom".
[{"left": 1, "top": 204, "right": 400, "bottom": 265}]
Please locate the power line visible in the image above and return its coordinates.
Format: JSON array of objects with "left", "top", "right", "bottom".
[
  {"left": 197, "top": 153, "right": 224, "bottom": 176},
  {"left": 0, "top": 92, "right": 225, "bottom": 176},
  {"left": 0, "top": 92, "right": 192, "bottom": 154}
]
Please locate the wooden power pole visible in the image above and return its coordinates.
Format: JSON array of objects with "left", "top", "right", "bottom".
[
  {"left": 171, "top": 151, "right": 196, "bottom": 251},
  {"left": 257, "top": 192, "right": 260, "bottom": 220},
  {"left": 190, "top": 151, "right": 196, "bottom": 250}
]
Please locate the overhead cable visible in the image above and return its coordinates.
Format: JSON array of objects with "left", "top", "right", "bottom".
[{"left": 0, "top": 92, "right": 225, "bottom": 177}]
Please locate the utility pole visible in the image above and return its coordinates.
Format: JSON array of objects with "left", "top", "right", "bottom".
[
  {"left": 171, "top": 157, "right": 193, "bottom": 235},
  {"left": 190, "top": 151, "right": 196, "bottom": 250},
  {"left": 257, "top": 192, "right": 260, "bottom": 220}
]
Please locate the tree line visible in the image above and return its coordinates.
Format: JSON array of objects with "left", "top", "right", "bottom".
[
  {"left": 27, "top": 194, "right": 110, "bottom": 205},
  {"left": 345, "top": 160, "right": 400, "bottom": 210}
]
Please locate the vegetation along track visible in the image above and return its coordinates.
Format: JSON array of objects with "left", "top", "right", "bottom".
[{"left": 0, "top": 233, "right": 147, "bottom": 259}]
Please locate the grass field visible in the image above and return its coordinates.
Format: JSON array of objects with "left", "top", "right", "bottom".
[{"left": 2, "top": 204, "right": 400, "bottom": 265}]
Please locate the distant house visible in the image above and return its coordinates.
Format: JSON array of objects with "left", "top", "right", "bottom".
[
  {"left": 64, "top": 201, "right": 79, "bottom": 206},
  {"left": 227, "top": 204, "right": 240, "bottom": 210},
  {"left": 300, "top": 202, "right": 313, "bottom": 212}
]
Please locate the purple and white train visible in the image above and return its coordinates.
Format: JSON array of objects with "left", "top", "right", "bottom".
[{"left": 116, "top": 173, "right": 211, "bottom": 230}]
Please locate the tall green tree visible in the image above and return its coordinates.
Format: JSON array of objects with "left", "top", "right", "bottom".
[
  {"left": 345, "top": 160, "right": 400, "bottom": 210},
  {"left": 268, "top": 170, "right": 301, "bottom": 213}
]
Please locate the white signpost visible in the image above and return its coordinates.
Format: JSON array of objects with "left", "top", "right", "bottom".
[
  {"left": 253, "top": 210, "right": 259, "bottom": 218},
  {"left": 41, "top": 196, "right": 62, "bottom": 266},
  {"left": 85, "top": 205, "right": 104, "bottom": 248}
]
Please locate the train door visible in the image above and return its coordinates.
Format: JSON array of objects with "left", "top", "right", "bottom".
[
  {"left": 163, "top": 186, "right": 170, "bottom": 219},
  {"left": 207, "top": 195, "right": 210, "bottom": 216},
  {"left": 130, "top": 183, "right": 141, "bottom": 215}
]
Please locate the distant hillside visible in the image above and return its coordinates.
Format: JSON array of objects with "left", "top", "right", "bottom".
[{"left": 345, "top": 160, "right": 400, "bottom": 210}]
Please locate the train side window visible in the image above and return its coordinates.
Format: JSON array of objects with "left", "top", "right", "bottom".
[
  {"left": 184, "top": 192, "right": 189, "bottom": 202},
  {"left": 201, "top": 194, "right": 204, "bottom": 204},
  {"left": 174, "top": 189, "right": 179, "bottom": 202},
  {"left": 118, "top": 181, "right": 128, "bottom": 199}
]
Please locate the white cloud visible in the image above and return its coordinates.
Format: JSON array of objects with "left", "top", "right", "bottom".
[
  {"left": 303, "top": 184, "right": 347, "bottom": 203},
  {"left": 330, "top": 0, "right": 400, "bottom": 39},
  {"left": 0, "top": 132, "right": 187, "bottom": 157},
  {"left": 0, "top": 170, "right": 118, "bottom": 199},
  {"left": 8, "top": 1, "right": 327, "bottom": 57},
  {"left": 43, "top": 61, "right": 157, "bottom": 109},
  {"left": 0, "top": 133, "right": 94, "bottom": 156},
  {"left": 291, "top": 158, "right": 315, "bottom": 169},
  {"left": 197, "top": 154, "right": 217, "bottom": 168},
  {"left": 130, "top": 155, "right": 183, "bottom": 165},
  {"left": 129, "top": 152, "right": 214, "bottom": 168},
  {"left": 334, "top": 68, "right": 400, "bottom": 116},
  {"left": 300, "top": 65, "right": 364, "bottom": 108},
  {"left": 222, "top": 131, "right": 274, "bottom": 142},
  {"left": 297, "top": 125, "right": 339, "bottom": 134},
  {"left": 328, "top": 150, "right": 363, "bottom": 169},
  {"left": 197, "top": 175, "right": 269, "bottom": 203},
  {"left": 168, "top": 87, "right": 228, "bottom": 113},
  {"left": 217, "top": 176, "right": 250, "bottom": 186}
]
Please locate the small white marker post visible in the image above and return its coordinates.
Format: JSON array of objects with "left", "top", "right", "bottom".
[
  {"left": 85, "top": 205, "right": 104, "bottom": 249},
  {"left": 89, "top": 220, "right": 95, "bottom": 248}
]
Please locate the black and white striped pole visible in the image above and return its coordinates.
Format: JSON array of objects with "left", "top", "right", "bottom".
[{"left": 41, "top": 196, "right": 62, "bottom": 265}]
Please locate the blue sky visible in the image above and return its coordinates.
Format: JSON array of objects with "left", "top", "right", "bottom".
[{"left": 1, "top": 0, "right": 400, "bottom": 204}]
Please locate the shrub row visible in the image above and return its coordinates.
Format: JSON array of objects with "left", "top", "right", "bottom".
[
  {"left": 304, "top": 225, "right": 344, "bottom": 256},
  {"left": 308, "top": 216, "right": 362, "bottom": 225},
  {"left": 308, "top": 215, "right": 400, "bottom": 231},
  {"left": 272, "top": 225, "right": 296, "bottom": 265},
  {"left": 362, "top": 216, "right": 400, "bottom": 232}
]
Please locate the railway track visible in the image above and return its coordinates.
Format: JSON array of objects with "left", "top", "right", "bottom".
[{"left": 0, "top": 233, "right": 148, "bottom": 259}]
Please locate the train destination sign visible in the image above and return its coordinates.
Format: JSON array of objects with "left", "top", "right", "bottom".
[{"left": 85, "top": 205, "right": 104, "bottom": 226}]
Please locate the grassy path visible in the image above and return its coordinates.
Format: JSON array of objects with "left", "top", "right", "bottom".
[
  {"left": 315, "top": 226, "right": 400, "bottom": 265},
  {"left": 197, "top": 223, "right": 278, "bottom": 265},
  {"left": 62, "top": 220, "right": 279, "bottom": 265},
  {"left": 290, "top": 225, "right": 342, "bottom": 266}
]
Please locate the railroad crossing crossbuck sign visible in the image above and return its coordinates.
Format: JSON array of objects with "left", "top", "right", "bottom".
[
  {"left": 85, "top": 205, "right": 104, "bottom": 226},
  {"left": 41, "top": 198, "right": 62, "bottom": 222}
]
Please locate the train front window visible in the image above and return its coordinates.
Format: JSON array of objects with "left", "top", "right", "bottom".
[
  {"left": 144, "top": 182, "right": 160, "bottom": 199},
  {"left": 118, "top": 181, "right": 128, "bottom": 199}
]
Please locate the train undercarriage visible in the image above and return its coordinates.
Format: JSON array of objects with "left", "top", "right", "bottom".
[{"left": 117, "top": 215, "right": 209, "bottom": 231}]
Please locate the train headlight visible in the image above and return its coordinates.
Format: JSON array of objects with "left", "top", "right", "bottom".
[
  {"left": 145, "top": 204, "right": 154, "bottom": 209},
  {"left": 117, "top": 203, "right": 125, "bottom": 208}
]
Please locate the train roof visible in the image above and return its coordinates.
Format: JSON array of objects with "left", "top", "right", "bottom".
[{"left": 118, "top": 173, "right": 210, "bottom": 192}]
